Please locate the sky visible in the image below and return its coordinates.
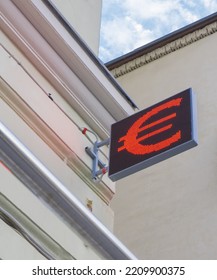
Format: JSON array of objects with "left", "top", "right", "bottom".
[{"left": 99, "top": 0, "right": 217, "bottom": 62}]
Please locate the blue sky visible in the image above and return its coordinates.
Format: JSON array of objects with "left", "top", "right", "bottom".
[{"left": 99, "top": 0, "right": 217, "bottom": 62}]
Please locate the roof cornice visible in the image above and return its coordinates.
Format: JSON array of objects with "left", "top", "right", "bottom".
[
  {"left": 43, "top": 0, "right": 138, "bottom": 109},
  {"left": 106, "top": 13, "right": 217, "bottom": 78}
]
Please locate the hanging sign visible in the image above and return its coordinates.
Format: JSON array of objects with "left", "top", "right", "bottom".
[{"left": 108, "top": 88, "right": 198, "bottom": 181}]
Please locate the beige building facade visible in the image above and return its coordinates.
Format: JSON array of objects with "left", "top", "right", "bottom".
[
  {"left": 107, "top": 13, "right": 217, "bottom": 259},
  {"left": 0, "top": 0, "right": 136, "bottom": 260},
  {"left": 2, "top": 1, "right": 217, "bottom": 261}
]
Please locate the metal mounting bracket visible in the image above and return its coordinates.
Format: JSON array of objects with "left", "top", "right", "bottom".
[{"left": 85, "top": 138, "right": 110, "bottom": 180}]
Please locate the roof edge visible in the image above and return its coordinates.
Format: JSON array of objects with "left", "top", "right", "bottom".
[
  {"left": 106, "top": 12, "right": 217, "bottom": 70},
  {"left": 44, "top": 0, "right": 138, "bottom": 109}
]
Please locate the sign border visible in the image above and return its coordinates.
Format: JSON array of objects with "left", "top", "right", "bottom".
[{"left": 108, "top": 88, "right": 198, "bottom": 181}]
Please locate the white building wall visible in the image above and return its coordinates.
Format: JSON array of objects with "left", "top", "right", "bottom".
[
  {"left": 50, "top": 0, "right": 102, "bottom": 54},
  {"left": 110, "top": 29, "right": 217, "bottom": 259},
  {"left": 0, "top": 36, "right": 112, "bottom": 260},
  {"left": 0, "top": 0, "right": 136, "bottom": 260}
]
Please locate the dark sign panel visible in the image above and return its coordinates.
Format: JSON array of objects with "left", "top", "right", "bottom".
[{"left": 109, "top": 88, "right": 198, "bottom": 181}]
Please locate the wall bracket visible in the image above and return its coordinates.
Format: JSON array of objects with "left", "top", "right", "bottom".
[{"left": 85, "top": 138, "right": 110, "bottom": 181}]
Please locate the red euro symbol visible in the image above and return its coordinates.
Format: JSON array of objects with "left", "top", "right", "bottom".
[{"left": 118, "top": 98, "right": 183, "bottom": 155}]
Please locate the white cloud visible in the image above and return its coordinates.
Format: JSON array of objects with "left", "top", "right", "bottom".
[
  {"left": 202, "top": 0, "right": 217, "bottom": 11},
  {"left": 100, "top": 15, "right": 154, "bottom": 61},
  {"left": 123, "top": 0, "right": 179, "bottom": 21},
  {"left": 123, "top": 0, "right": 199, "bottom": 28},
  {"left": 99, "top": 0, "right": 216, "bottom": 62}
]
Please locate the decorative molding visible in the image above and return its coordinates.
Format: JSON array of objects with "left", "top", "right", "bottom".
[
  {"left": 111, "top": 22, "right": 217, "bottom": 78},
  {"left": 0, "top": 0, "right": 135, "bottom": 142},
  {"left": 1, "top": 0, "right": 117, "bottom": 204},
  {"left": 0, "top": 193, "right": 75, "bottom": 259},
  {"left": 0, "top": 79, "right": 114, "bottom": 205}
]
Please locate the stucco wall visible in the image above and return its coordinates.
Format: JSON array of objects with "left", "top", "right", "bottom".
[
  {"left": 50, "top": 0, "right": 102, "bottom": 54},
  {"left": 0, "top": 25, "right": 112, "bottom": 260},
  {"left": 111, "top": 32, "right": 217, "bottom": 259}
]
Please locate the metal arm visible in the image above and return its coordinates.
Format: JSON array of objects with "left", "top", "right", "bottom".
[{"left": 85, "top": 138, "right": 110, "bottom": 180}]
